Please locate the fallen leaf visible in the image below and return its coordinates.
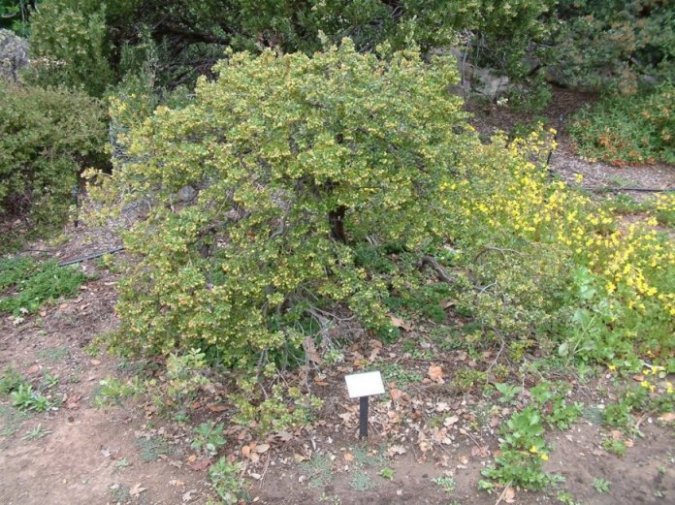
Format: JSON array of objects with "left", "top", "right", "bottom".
[
  {"left": 343, "top": 452, "right": 354, "bottom": 462},
  {"left": 658, "top": 412, "right": 675, "bottom": 423},
  {"left": 471, "top": 446, "right": 489, "bottom": 458},
  {"left": 242, "top": 445, "right": 251, "bottom": 458},
  {"left": 207, "top": 403, "right": 227, "bottom": 413},
  {"left": 182, "top": 489, "right": 196, "bottom": 502},
  {"left": 389, "top": 315, "right": 412, "bottom": 332},
  {"left": 443, "top": 415, "right": 459, "bottom": 427},
  {"left": 387, "top": 445, "right": 407, "bottom": 457},
  {"left": 274, "top": 430, "right": 293, "bottom": 442},
  {"left": 338, "top": 412, "right": 353, "bottom": 423},
  {"left": 303, "top": 336, "right": 322, "bottom": 365},
  {"left": 255, "top": 443, "right": 270, "bottom": 454},
  {"left": 503, "top": 486, "right": 516, "bottom": 503},
  {"left": 188, "top": 458, "right": 211, "bottom": 471},
  {"left": 428, "top": 365, "right": 444, "bottom": 383},
  {"left": 130, "top": 483, "right": 146, "bottom": 497},
  {"left": 390, "top": 388, "right": 404, "bottom": 401}
]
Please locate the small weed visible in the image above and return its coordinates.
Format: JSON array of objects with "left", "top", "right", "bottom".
[
  {"left": 477, "top": 479, "right": 495, "bottom": 493},
  {"left": 40, "top": 373, "right": 59, "bottom": 390},
  {"left": 530, "top": 381, "right": 582, "bottom": 430},
  {"left": 300, "top": 453, "right": 333, "bottom": 488},
  {"left": 433, "top": 475, "right": 456, "bottom": 495},
  {"left": 379, "top": 363, "right": 422, "bottom": 386},
  {"left": 22, "top": 424, "right": 50, "bottom": 441},
  {"left": 556, "top": 491, "right": 582, "bottom": 505},
  {"left": 319, "top": 493, "right": 342, "bottom": 504},
  {"left": 113, "top": 457, "right": 131, "bottom": 471},
  {"left": 350, "top": 471, "right": 373, "bottom": 491},
  {"left": 379, "top": 467, "right": 395, "bottom": 480},
  {"left": 0, "top": 405, "right": 29, "bottom": 437},
  {"left": 481, "top": 406, "right": 560, "bottom": 490},
  {"left": 352, "top": 445, "right": 385, "bottom": 467},
  {"left": 109, "top": 483, "right": 131, "bottom": 503},
  {"left": 191, "top": 421, "right": 226, "bottom": 456},
  {"left": 136, "top": 435, "right": 171, "bottom": 462},
  {"left": 602, "top": 437, "right": 627, "bottom": 456},
  {"left": 494, "top": 382, "right": 523, "bottom": 404},
  {"left": 209, "top": 458, "right": 245, "bottom": 504},
  {"left": 603, "top": 401, "right": 633, "bottom": 430},
  {"left": 454, "top": 368, "right": 487, "bottom": 391},
  {"left": 36, "top": 346, "right": 70, "bottom": 363},
  {"left": 593, "top": 477, "right": 611, "bottom": 493},
  {"left": 91, "top": 377, "right": 142, "bottom": 408},
  {"left": 10, "top": 384, "right": 51, "bottom": 412},
  {"left": 0, "top": 368, "right": 28, "bottom": 395}
]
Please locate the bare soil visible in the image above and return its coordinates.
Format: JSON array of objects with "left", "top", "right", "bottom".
[{"left": 1, "top": 253, "right": 673, "bottom": 505}]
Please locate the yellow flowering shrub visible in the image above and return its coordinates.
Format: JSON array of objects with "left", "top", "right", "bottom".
[{"left": 446, "top": 130, "right": 674, "bottom": 365}]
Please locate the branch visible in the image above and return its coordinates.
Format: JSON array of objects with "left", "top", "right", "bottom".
[{"left": 418, "top": 255, "right": 455, "bottom": 284}]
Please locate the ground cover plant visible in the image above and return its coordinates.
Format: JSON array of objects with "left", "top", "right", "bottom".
[
  {"left": 570, "top": 83, "right": 674, "bottom": 165},
  {"left": 0, "top": 256, "right": 87, "bottom": 315}
]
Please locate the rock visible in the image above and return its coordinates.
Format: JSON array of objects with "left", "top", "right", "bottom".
[
  {"left": 0, "top": 29, "right": 29, "bottom": 82},
  {"left": 178, "top": 185, "right": 197, "bottom": 202}
]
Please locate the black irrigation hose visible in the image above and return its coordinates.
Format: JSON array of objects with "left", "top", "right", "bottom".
[
  {"left": 58, "top": 246, "right": 125, "bottom": 267},
  {"left": 583, "top": 187, "right": 675, "bottom": 193}
]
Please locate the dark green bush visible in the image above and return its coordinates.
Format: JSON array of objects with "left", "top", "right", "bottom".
[
  {"left": 28, "top": 0, "right": 113, "bottom": 95},
  {"left": 0, "top": 82, "right": 107, "bottom": 232},
  {"left": 550, "top": 0, "right": 674, "bottom": 93},
  {"left": 570, "top": 83, "right": 674, "bottom": 165}
]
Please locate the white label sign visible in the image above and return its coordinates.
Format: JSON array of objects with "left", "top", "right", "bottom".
[{"left": 345, "top": 371, "right": 385, "bottom": 398}]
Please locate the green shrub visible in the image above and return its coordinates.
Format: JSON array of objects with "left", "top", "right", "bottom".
[
  {"left": 0, "top": 82, "right": 107, "bottom": 236},
  {"left": 28, "top": 0, "right": 113, "bottom": 95},
  {"left": 570, "top": 83, "right": 674, "bottom": 165},
  {"left": 100, "top": 39, "right": 473, "bottom": 367},
  {"left": 550, "top": 1, "right": 674, "bottom": 93}
]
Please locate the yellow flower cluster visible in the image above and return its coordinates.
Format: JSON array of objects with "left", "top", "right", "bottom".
[{"left": 448, "top": 129, "right": 674, "bottom": 354}]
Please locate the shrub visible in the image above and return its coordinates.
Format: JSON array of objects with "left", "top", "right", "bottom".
[
  {"left": 28, "top": 0, "right": 113, "bottom": 95},
  {"left": 569, "top": 83, "right": 674, "bottom": 165},
  {"left": 549, "top": 0, "right": 674, "bottom": 93},
  {"left": 0, "top": 82, "right": 107, "bottom": 236},
  {"left": 100, "top": 39, "right": 473, "bottom": 368}
]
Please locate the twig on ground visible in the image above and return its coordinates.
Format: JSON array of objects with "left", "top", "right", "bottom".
[{"left": 494, "top": 481, "right": 513, "bottom": 505}]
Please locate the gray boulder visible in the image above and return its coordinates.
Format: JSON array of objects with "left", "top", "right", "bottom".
[{"left": 0, "top": 29, "right": 29, "bottom": 82}]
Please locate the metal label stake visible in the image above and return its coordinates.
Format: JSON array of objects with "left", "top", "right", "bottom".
[{"left": 345, "top": 371, "right": 384, "bottom": 439}]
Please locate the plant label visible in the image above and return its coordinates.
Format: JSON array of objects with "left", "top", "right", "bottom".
[{"left": 345, "top": 371, "right": 384, "bottom": 398}]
